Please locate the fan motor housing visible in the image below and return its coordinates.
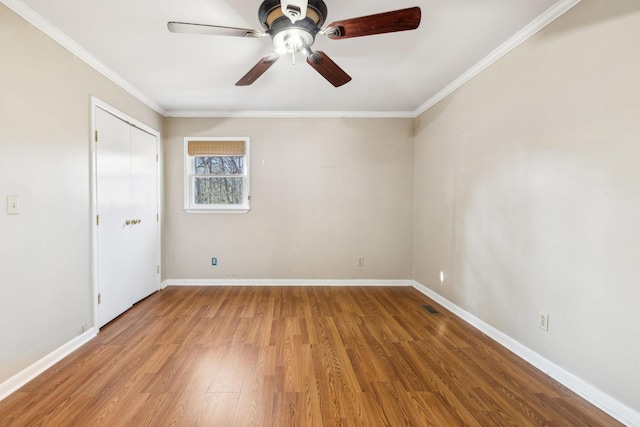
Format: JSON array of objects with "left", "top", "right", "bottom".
[{"left": 258, "top": 0, "right": 328, "bottom": 36}]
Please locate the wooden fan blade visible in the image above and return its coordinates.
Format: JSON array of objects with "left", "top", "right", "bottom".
[
  {"left": 168, "top": 21, "right": 264, "bottom": 38},
  {"left": 236, "top": 55, "right": 280, "bottom": 86},
  {"left": 306, "top": 51, "right": 352, "bottom": 87},
  {"left": 324, "top": 7, "right": 421, "bottom": 40}
]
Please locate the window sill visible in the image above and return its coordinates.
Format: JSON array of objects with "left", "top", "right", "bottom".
[{"left": 184, "top": 208, "right": 250, "bottom": 214}]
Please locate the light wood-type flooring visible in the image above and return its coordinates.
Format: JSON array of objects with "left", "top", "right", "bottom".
[{"left": 0, "top": 286, "right": 623, "bottom": 426}]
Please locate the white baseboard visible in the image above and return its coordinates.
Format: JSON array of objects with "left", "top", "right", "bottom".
[
  {"left": 162, "top": 279, "right": 413, "bottom": 288},
  {"left": 411, "top": 281, "right": 639, "bottom": 427},
  {"left": 0, "top": 328, "right": 99, "bottom": 402}
]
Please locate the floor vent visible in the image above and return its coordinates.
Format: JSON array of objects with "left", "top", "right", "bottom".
[{"left": 422, "top": 304, "right": 440, "bottom": 314}]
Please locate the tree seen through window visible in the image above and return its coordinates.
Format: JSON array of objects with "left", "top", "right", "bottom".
[{"left": 194, "top": 156, "right": 244, "bottom": 205}]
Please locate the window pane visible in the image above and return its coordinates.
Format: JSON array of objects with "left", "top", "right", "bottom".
[
  {"left": 194, "top": 156, "right": 244, "bottom": 175},
  {"left": 194, "top": 177, "right": 243, "bottom": 205}
]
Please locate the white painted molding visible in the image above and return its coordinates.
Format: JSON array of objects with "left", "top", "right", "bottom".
[
  {"left": 91, "top": 97, "right": 161, "bottom": 136},
  {"left": 165, "top": 110, "right": 416, "bottom": 119},
  {"left": 0, "top": 328, "right": 99, "bottom": 402},
  {"left": 414, "top": 0, "right": 583, "bottom": 117},
  {"left": 163, "top": 279, "right": 412, "bottom": 288},
  {"left": 0, "top": 0, "right": 166, "bottom": 116},
  {"left": 411, "top": 281, "right": 639, "bottom": 427}
]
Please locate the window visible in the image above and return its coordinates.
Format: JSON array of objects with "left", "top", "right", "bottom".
[{"left": 184, "top": 137, "right": 250, "bottom": 213}]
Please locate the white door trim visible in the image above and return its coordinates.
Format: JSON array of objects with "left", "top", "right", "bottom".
[{"left": 90, "top": 97, "right": 162, "bottom": 329}]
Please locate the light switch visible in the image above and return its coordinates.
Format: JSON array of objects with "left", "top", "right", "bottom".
[{"left": 7, "top": 196, "right": 19, "bottom": 215}]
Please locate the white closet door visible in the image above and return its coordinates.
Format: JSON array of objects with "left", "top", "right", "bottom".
[
  {"left": 129, "top": 126, "right": 159, "bottom": 303},
  {"left": 95, "top": 107, "right": 159, "bottom": 327},
  {"left": 96, "top": 108, "right": 133, "bottom": 327}
]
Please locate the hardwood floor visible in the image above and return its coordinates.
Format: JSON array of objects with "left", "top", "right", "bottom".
[{"left": 0, "top": 286, "right": 622, "bottom": 426}]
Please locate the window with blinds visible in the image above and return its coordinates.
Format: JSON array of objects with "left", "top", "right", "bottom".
[{"left": 184, "top": 137, "right": 250, "bottom": 213}]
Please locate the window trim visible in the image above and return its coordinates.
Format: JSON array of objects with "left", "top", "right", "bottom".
[{"left": 183, "top": 137, "right": 250, "bottom": 213}]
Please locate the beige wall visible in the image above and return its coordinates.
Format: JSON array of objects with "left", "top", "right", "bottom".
[
  {"left": 413, "top": 0, "right": 640, "bottom": 412},
  {"left": 163, "top": 117, "right": 414, "bottom": 281},
  {"left": 0, "top": 3, "right": 162, "bottom": 384}
]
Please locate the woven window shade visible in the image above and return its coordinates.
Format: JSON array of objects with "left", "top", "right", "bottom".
[{"left": 188, "top": 140, "right": 245, "bottom": 156}]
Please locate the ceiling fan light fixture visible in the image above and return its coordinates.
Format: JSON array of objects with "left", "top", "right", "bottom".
[
  {"left": 169, "top": 1, "right": 420, "bottom": 87},
  {"left": 272, "top": 28, "right": 314, "bottom": 54}
]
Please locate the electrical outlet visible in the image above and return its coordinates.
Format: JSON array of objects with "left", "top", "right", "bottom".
[
  {"left": 440, "top": 271, "right": 445, "bottom": 285},
  {"left": 538, "top": 311, "right": 549, "bottom": 331},
  {"left": 357, "top": 257, "right": 364, "bottom": 267},
  {"left": 211, "top": 257, "right": 218, "bottom": 266}
]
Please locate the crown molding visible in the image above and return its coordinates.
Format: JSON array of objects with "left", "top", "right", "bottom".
[
  {"left": 413, "top": 0, "right": 583, "bottom": 118},
  {"left": 1, "top": 0, "right": 166, "bottom": 116},
  {"left": 165, "top": 110, "right": 416, "bottom": 119}
]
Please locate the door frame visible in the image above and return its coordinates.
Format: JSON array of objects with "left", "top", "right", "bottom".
[{"left": 90, "top": 97, "right": 162, "bottom": 329}]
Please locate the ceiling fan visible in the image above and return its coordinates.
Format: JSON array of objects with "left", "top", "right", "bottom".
[{"left": 168, "top": 0, "right": 421, "bottom": 87}]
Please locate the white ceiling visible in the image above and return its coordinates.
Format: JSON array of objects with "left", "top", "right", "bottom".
[{"left": 8, "top": 0, "right": 577, "bottom": 116}]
